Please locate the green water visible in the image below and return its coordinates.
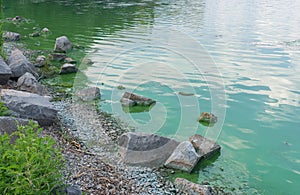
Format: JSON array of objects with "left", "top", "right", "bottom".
[{"left": 2, "top": 0, "right": 300, "bottom": 194}]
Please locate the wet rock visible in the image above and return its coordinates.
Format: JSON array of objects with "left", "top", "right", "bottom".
[
  {"left": 0, "top": 116, "right": 37, "bottom": 135},
  {"left": 178, "top": 91, "right": 194, "bottom": 96},
  {"left": 189, "top": 134, "right": 221, "bottom": 160},
  {"left": 117, "top": 85, "right": 125, "bottom": 90},
  {"left": 64, "top": 57, "right": 76, "bottom": 64},
  {"left": 164, "top": 141, "right": 200, "bottom": 173},
  {"left": 120, "top": 92, "right": 156, "bottom": 106},
  {"left": 60, "top": 63, "right": 77, "bottom": 74},
  {"left": 48, "top": 53, "right": 67, "bottom": 61},
  {"left": 76, "top": 87, "right": 100, "bottom": 101},
  {"left": 29, "top": 32, "right": 40, "bottom": 37},
  {"left": 12, "top": 16, "right": 23, "bottom": 22},
  {"left": 7, "top": 49, "right": 37, "bottom": 79},
  {"left": 198, "top": 112, "right": 217, "bottom": 125},
  {"left": 41, "top": 27, "right": 50, "bottom": 33},
  {"left": 119, "top": 132, "right": 180, "bottom": 167},
  {"left": 0, "top": 89, "right": 57, "bottom": 126},
  {"left": 2, "top": 31, "right": 21, "bottom": 41},
  {"left": 0, "top": 56, "right": 12, "bottom": 85},
  {"left": 174, "top": 178, "right": 213, "bottom": 195},
  {"left": 35, "top": 55, "right": 46, "bottom": 67},
  {"left": 17, "top": 72, "right": 44, "bottom": 95},
  {"left": 54, "top": 36, "right": 72, "bottom": 52}
]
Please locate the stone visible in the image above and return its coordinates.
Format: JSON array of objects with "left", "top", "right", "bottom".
[
  {"left": 189, "top": 134, "right": 221, "bottom": 159},
  {"left": 48, "top": 53, "right": 67, "bottom": 61},
  {"left": 164, "top": 141, "right": 200, "bottom": 173},
  {"left": 76, "top": 87, "right": 101, "bottom": 101},
  {"left": 17, "top": 72, "right": 44, "bottom": 95},
  {"left": 41, "top": 27, "right": 50, "bottom": 33},
  {"left": 35, "top": 55, "right": 46, "bottom": 67},
  {"left": 7, "top": 49, "right": 37, "bottom": 79},
  {"left": 12, "top": 16, "right": 23, "bottom": 22},
  {"left": 59, "top": 63, "right": 77, "bottom": 74},
  {"left": 0, "top": 89, "right": 57, "bottom": 126},
  {"left": 120, "top": 92, "right": 156, "bottom": 107},
  {"left": 64, "top": 57, "right": 76, "bottom": 64},
  {"left": 2, "top": 31, "right": 21, "bottom": 41},
  {"left": 51, "top": 185, "right": 82, "bottom": 195},
  {"left": 29, "top": 32, "right": 40, "bottom": 37},
  {"left": 174, "top": 178, "right": 213, "bottom": 195},
  {"left": 119, "top": 132, "right": 180, "bottom": 167},
  {"left": 54, "top": 36, "right": 72, "bottom": 52},
  {"left": 198, "top": 112, "right": 217, "bottom": 124},
  {"left": 0, "top": 117, "right": 37, "bottom": 135},
  {"left": 0, "top": 56, "right": 12, "bottom": 85}
]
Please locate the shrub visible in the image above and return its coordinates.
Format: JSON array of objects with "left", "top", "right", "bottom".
[{"left": 0, "top": 121, "right": 65, "bottom": 194}]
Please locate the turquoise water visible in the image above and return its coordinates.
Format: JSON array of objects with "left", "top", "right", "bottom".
[{"left": 2, "top": 0, "right": 300, "bottom": 194}]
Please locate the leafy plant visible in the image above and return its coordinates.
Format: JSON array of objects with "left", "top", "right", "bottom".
[
  {"left": 0, "top": 121, "right": 65, "bottom": 194},
  {"left": 0, "top": 102, "right": 10, "bottom": 116}
]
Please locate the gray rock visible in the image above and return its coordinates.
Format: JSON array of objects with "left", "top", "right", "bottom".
[
  {"left": 64, "top": 57, "right": 76, "bottom": 64},
  {"left": 174, "top": 178, "right": 212, "bottom": 195},
  {"left": 12, "top": 16, "right": 23, "bottom": 22},
  {"left": 189, "top": 134, "right": 221, "bottom": 159},
  {"left": 41, "top": 27, "right": 50, "bottom": 33},
  {"left": 2, "top": 31, "right": 21, "bottom": 41},
  {"left": 7, "top": 49, "right": 37, "bottom": 79},
  {"left": 48, "top": 53, "right": 67, "bottom": 61},
  {"left": 59, "top": 63, "right": 77, "bottom": 74},
  {"left": 0, "top": 89, "right": 57, "bottom": 126},
  {"left": 0, "top": 56, "right": 12, "bottom": 85},
  {"left": 121, "top": 92, "right": 156, "bottom": 107},
  {"left": 77, "top": 87, "right": 100, "bottom": 101},
  {"left": 54, "top": 36, "right": 72, "bottom": 52},
  {"left": 164, "top": 141, "right": 200, "bottom": 173},
  {"left": 35, "top": 55, "right": 46, "bottom": 67},
  {"left": 51, "top": 185, "right": 82, "bottom": 195},
  {"left": 17, "top": 72, "right": 44, "bottom": 95},
  {"left": 119, "top": 132, "right": 180, "bottom": 167},
  {"left": 0, "top": 116, "right": 37, "bottom": 135}
]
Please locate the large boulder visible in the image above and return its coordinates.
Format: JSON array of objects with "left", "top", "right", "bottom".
[
  {"left": 120, "top": 92, "right": 156, "bottom": 107},
  {"left": 0, "top": 116, "right": 36, "bottom": 135},
  {"left": 164, "top": 141, "right": 200, "bottom": 173},
  {"left": 59, "top": 63, "right": 77, "bottom": 74},
  {"left": 0, "top": 56, "right": 12, "bottom": 85},
  {"left": 54, "top": 36, "right": 72, "bottom": 52},
  {"left": 2, "top": 31, "right": 21, "bottom": 41},
  {"left": 189, "top": 134, "right": 221, "bottom": 159},
  {"left": 7, "top": 49, "right": 37, "bottom": 79},
  {"left": 119, "top": 132, "right": 180, "bottom": 167},
  {"left": 0, "top": 89, "right": 57, "bottom": 126},
  {"left": 76, "top": 87, "right": 100, "bottom": 101},
  {"left": 17, "top": 72, "right": 44, "bottom": 95},
  {"left": 174, "top": 178, "right": 213, "bottom": 195}
]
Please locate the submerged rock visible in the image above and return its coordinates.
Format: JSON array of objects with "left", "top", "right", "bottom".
[
  {"left": 64, "top": 57, "right": 76, "bottom": 64},
  {"left": 174, "top": 178, "right": 212, "bottom": 195},
  {"left": 164, "top": 141, "right": 200, "bottom": 173},
  {"left": 54, "top": 36, "right": 72, "bottom": 52},
  {"left": 17, "top": 72, "right": 44, "bottom": 95},
  {"left": 119, "top": 132, "right": 180, "bottom": 167},
  {"left": 189, "top": 134, "right": 221, "bottom": 160},
  {"left": 0, "top": 89, "right": 57, "bottom": 126},
  {"left": 76, "top": 87, "right": 101, "bottom": 101},
  {"left": 0, "top": 56, "right": 12, "bottom": 85},
  {"left": 2, "top": 31, "right": 21, "bottom": 41},
  {"left": 120, "top": 92, "right": 156, "bottom": 107},
  {"left": 59, "top": 63, "right": 77, "bottom": 74},
  {"left": 198, "top": 112, "right": 217, "bottom": 125}
]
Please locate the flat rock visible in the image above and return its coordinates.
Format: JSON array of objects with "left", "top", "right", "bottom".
[
  {"left": 76, "top": 87, "right": 101, "bottom": 101},
  {"left": 60, "top": 63, "right": 77, "bottom": 74},
  {"left": 7, "top": 49, "right": 37, "bottom": 79},
  {"left": 119, "top": 132, "right": 180, "bottom": 167},
  {"left": 164, "top": 141, "right": 200, "bottom": 173},
  {"left": 17, "top": 72, "right": 44, "bottom": 95},
  {"left": 121, "top": 92, "right": 156, "bottom": 106},
  {"left": 0, "top": 56, "right": 12, "bottom": 85},
  {"left": 2, "top": 31, "right": 21, "bottom": 41},
  {"left": 174, "top": 178, "right": 213, "bottom": 195},
  {"left": 54, "top": 36, "right": 72, "bottom": 52},
  {"left": 0, "top": 116, "right": 37, "bottom": 135},
  {"left": 48, "top": 53, "right": 67, "bottom": 61},
  {"left": 0, "top": 89, "right": 57, "bottom": 126},
  {"left": 189, "top": 134, "right": 221, "bottom": 159}
]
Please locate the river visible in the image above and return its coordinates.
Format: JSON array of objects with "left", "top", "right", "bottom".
[{"left": 2, "top": 0, "right": 300, "bottom": 194}]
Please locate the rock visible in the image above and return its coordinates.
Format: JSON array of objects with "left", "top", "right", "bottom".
[
  {"left": 164, "top": 141, "right": 200, "bottom": 173},
  {"left": 76, "top": 87, "right": 101, "bottom": 101},
  {"left": 64, "top": 57, "right": 76, "bottom": 64},
  {"left": 178, "top": 91, "right": 194, "bottom": 96},
  {"left": 0, "top": 116, "right": 37, "bottom": 135},
  {"left": 7, "top": 49, "right": 37, "bottom": 79},
  {"left": 29, "top": 32, "right": 40, "bottom": 37},
  {"left": 0, "top": 89, "right": 57, "bottom": 126},
  {"left": 117, "top": 85, "right": 125, "bottom": 90},
  {"left": 2, "top": 31, "right": 21, "bottom": 41},
  {"left": 59, "top": 63, "right": 77, "bottom": 74},
  {"left": 12, "top": 16, "right": 23, "bottom": 22},
  {"left": 174, "top": 178, "right": 213, "bottom": 195},
  {"left": 35, "top": 55, "right": 46, "bottom": 67},
  {"left": 120, "top": 92, "right": 156, "bottom": 107},
  {"left": 189, "top": 134, "right": 221, "bottom": 159},
  {"left": 0, "top": 56, "right": 12, "bottom": 85},
  {"left": 48, "top": 53, "right": 67, "bottom": 61},
  {"left": 41, "top": 27, "right": 50, "bottom": 33},
  {"left": 54, "top": 36, "right": 72, "bottom": 52},
  {"left": 198, "top": 112, "right": 217, "bottom": 125},
  {"left": 119, "top": 132, "right": 180, "bottom": 167},
  {"left": 51, "top": 185, "right": 82, "bottom": 195},
  {"left": 17, "top": 72, "right": 44, "bottom": 95}
]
